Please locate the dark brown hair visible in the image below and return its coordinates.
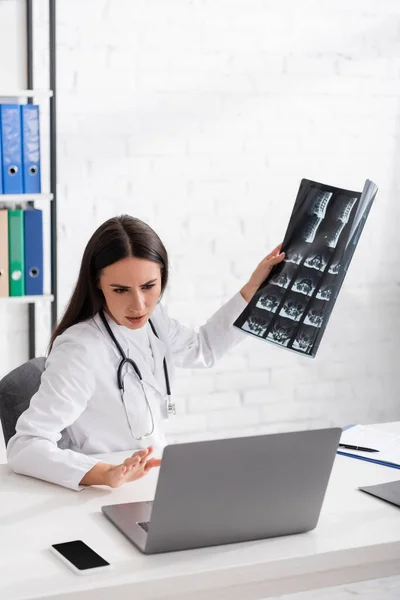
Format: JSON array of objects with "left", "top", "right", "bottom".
[{"left": 49, "top": 215, "right": 168, "bottom": 350}]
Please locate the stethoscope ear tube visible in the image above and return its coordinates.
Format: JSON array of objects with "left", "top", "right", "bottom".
[
  {"left": 117, "top": 359, "right": 125, "bottom": 392},
  {"left": 148, "top": 318, "right": 171, "bottom": 397},
  {"left": 117, "top": 356, "right": 143, "bottom": 392}
]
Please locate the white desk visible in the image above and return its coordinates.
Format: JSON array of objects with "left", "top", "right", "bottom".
[{"left": 1, "top": 423, "right": 400, "bottom": 600}]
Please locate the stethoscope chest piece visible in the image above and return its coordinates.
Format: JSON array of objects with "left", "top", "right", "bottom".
[{"left": 167, "top": 397, "right": 176, "bottom": 416}]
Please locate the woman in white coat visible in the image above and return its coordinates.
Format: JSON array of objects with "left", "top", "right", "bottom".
[{"left": 7, "top": 215, "right": 284, "bottom": 490}]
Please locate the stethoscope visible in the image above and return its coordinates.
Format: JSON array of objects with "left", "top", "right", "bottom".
[{"left": 99, "top": 310, "right": 176, "bottom": 441}]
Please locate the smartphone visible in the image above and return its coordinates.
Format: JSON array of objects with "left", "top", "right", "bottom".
[{"left": 50, "top": 540, "right": 110, "bottom": 575}]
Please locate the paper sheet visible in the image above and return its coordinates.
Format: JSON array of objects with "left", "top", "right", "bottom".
[{"left": 339, "top": 425, "right": 400, "bottom": 466}]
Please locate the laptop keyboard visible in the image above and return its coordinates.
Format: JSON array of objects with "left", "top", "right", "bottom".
[
  {"left": 137, "top": 502, "right": 153, "bottom": 532},
  {"left": 138, "top": 521, "right": 150, "bottom": 532}
]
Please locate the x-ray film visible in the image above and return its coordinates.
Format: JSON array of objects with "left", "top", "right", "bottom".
[{"left": 234, "top": 179, "right": 378, "bottom": 357}]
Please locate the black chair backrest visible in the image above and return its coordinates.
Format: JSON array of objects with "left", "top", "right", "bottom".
[{"left": 0, "top": 357, "right": 46, "bottom": 445}]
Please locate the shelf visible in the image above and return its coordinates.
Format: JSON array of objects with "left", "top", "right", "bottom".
[
  {"left": 0, "top": 295, "right": 54, "bottom": 304},
  {"left": 0, "top": 193, "right": 53, "bottom": 203},
  {"left": 0, "top": 90, "right": 53, "bottom": 99}
]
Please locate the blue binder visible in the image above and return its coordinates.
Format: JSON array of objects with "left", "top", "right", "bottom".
[
  {"left": 23, "top": 208, "right": 43, "bottom": 295},
  {"left": 0, "top": 117, "right": 3, "bottom": 193},
  {"left": 21, "top": 104, "right": 41, "bottom": 194},
  {"left": 337, "top": 450, "right": 400, "bottom": 471},
  {"left": 0, "top": 104, "right": 23, "bottom": 194}
]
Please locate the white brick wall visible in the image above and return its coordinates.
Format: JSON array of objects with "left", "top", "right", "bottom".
[{"left": 1, "top": 0, "right": 400, "bottom": 461}]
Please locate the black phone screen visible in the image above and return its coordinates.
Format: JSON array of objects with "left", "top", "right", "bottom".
[{"left": 52, "top": 540, "right": 110, "bottom": 570}]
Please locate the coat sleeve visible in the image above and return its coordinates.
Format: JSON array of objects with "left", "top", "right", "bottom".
[
  {"left": 7, "top": 329, "right": 102, "bottom": 491},
  {"left": 160, "top": 292, "right": 248, "bottom": 368}
]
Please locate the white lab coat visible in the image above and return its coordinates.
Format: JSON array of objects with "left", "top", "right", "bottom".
[{"left": 7, "top": 293, "right": 247, "bottom": 490}]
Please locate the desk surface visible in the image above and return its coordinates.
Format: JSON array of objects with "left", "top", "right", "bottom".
[{"left": 1, "top": 423, "right": 400, "bottom": 600}]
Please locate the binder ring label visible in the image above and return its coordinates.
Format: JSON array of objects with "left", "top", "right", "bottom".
[{"left": 12, "top": 270, "right": 22, "bottom": 281}]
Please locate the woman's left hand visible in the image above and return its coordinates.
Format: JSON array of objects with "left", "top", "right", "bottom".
[{"left": 240, "top": 244, "right": 285, "bottom": 302}]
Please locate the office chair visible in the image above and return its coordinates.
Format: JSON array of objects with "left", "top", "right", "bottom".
[{"left": 0, "top": 357, "right": 46, "bottom": 446}]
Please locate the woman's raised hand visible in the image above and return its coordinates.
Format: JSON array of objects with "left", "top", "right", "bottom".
[{"left": 240, "top": 244, "right": 285, "bottom": 302}]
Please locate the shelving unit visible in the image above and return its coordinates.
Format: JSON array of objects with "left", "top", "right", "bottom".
[
  {"left": 0, "top": 295, "right": 54, "bottom": 304},
  {"left": 0, "top": 1, "right": 57, "bottom": 358},
  {"left": 0, "top": 193, "right": 53, "bottom": 202},
  {"left": 0, "top": 90, "right": 53, "bottom": 99}
]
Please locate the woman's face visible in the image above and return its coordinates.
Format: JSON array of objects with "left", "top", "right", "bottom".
[{"left": 98, "top": 256, "right": 162, "bottom": 329}]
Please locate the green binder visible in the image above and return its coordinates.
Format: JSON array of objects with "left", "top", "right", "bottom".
[{"left": 8, "top": 209, "right": 25, "bottom": 296}]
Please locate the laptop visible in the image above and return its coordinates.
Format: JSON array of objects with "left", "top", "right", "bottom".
[{"left": 101, "top": 427, "right": 341, "bottom": 554}]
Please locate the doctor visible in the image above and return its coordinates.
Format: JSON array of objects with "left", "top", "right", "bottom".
[{"left": 7, "top": 215, "right": 284, "bottom": 491}]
